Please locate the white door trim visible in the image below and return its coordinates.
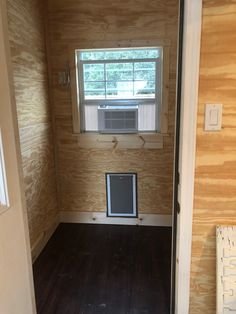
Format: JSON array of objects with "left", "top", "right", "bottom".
[
  {"left": 175, "top": 1, "right": 202, "bottom": 313},
  {"left": 0, "top": 0, "right": 36, "bottom": 312}
]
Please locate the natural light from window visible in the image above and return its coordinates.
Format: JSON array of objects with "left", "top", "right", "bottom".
[
  {"left": 80, "top": 49, "right": 160, "bottom": 101},
  {"left": 76, "top": 48, "right": 163, "bottom": 132}
]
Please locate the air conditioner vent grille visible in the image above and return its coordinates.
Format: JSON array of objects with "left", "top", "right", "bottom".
[
  {"left": 104, "top": 111, "right": 136, "bottom": 130},
  {"left": 98, "top": 105, "right": 138, "bottom": 133}
]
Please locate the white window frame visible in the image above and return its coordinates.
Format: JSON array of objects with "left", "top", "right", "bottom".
[
  {"left": 76, "top": 48, "right": 162, "bottom": 133},
  {"left": 69, "top": 41, "right": 170, "bottom": 135},
  {"left": 78, "top": 50, "right": 161, "bottom": 102}
]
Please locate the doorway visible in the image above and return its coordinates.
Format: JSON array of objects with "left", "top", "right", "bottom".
[{"left": 31, "top": 0, "right": 181, "bottom": 310}]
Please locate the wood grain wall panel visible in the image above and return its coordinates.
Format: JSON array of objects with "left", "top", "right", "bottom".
[
  {"left": 7, "top": 0, "right": 59, "bottom": 249},
  {"left": 57, "top": 148, "right": 174, "bottom": 214},
  {"left": 46, "top": 0, "right": 179, "bottom": 215},
  {"left": 190, "top": 1, "right": 236, "bottom": 312},
  {"left": 19, "top": 124, "right": 58, "bottom": 246}
]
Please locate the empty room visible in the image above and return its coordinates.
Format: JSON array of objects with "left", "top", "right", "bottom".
[
  {"left": 2, "top": 0, "right": 235, "bottom": 314},
  {"left": 4, "top": 0, "right": 180, "bottom": 312}
]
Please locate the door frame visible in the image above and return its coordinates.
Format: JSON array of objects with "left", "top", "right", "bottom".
[
  {"left": 0, "top": 0, "right": 36, "bottom": 312},
  {"left": 173, "top": 0, "right": 202, "bottom": 313}
]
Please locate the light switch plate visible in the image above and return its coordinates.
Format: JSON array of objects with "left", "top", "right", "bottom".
[{"left": 204, "top": 103, "right": 223, "bottom": 131}]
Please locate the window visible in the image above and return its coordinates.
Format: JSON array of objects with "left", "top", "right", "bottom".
[
  {"left": 75, "top": 47, "right": 165, "bottom": 133},
  {"left": 0, "top": 129, "right": 9, "bottom": 211}
]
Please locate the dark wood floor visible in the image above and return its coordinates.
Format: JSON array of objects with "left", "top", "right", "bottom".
[{"left": 33, "top": 223, "right": 172, "bottom": 314}]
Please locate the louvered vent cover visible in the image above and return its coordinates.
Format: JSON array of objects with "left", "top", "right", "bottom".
[
  {"left": 98, "top": 105, "right": 138, "bottom": 133},
  {"left": 106, "top": 173, "right": 137, "bottom": 217},
  {"left": 104, "top": 111, "right": 136, "bottom": 130}
]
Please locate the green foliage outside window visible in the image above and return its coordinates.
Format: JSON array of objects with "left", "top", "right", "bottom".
[{"left": 80, "top": 48, "right": 160, "bottom": 100}]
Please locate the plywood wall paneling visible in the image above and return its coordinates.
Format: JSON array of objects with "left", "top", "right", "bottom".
[
  {"left": 7, "top": 0, "right": 59, "bottom": 249},
  {"left": 190, "top": 1, "right": 236, "bottom": 312},
  {"left": 46, "top": 0, "right": 179, "bottom": 216},
  {"left": 56, "top": 145, "right": 174, "bottom": 214},
  {"left": 20, "top": 124, "right": 58, "bottom": 246}
]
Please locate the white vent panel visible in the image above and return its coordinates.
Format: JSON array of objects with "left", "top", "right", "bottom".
[
  {"left": 84, "top": 105, "right": 98, "bottom": 131},
  {"left": 138, "top": 103, "right": 156, "bottom": 131}
]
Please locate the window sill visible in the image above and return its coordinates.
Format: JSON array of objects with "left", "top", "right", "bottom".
[{"left": 72, "top": 132, "right": 168, "bottom": 149}]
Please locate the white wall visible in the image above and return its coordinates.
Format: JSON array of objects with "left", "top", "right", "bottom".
[{"left": 0, "top": 0, "right": 36, "bottom": 313}]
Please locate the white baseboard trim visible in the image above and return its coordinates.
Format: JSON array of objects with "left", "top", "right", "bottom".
[
  {"left": 31, "top": 220, "right": 59, "bottom": 263},
  {"left": 60, "top": 211, "right": 172, "bottom": 227}
]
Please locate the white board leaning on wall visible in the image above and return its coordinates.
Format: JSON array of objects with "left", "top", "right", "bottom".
[{"left": 217, "top": 226, "right": 236, "bottom": 314}]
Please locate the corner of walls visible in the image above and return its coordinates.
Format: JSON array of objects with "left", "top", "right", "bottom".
[
  {"left": 43, "top": 0, "right": 62, "bottom": 216},
  {"left": 31, "top": 215, "right": 59, "bottom": 262}
]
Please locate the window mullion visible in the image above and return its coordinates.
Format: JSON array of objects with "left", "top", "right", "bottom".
[
  {"left": 80, "top": 58, "right": 160, "bottom": 65},
  {"left": 104, "top": 63, "right": 107, "bottom": 99},
  {"left": 132, "top": 62, "right": 135, "bottom": 97}
]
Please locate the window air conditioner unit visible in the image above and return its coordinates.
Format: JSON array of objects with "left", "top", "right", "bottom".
[{"left": 98, "top": 104, "right": 138, "bottom": 133}]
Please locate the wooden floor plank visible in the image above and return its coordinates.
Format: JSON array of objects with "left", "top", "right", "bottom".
[{"left": 33, "top": 223, "right": 171, "bottom": 314}]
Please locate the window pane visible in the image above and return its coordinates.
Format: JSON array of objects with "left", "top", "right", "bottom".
[
  {"left": 81, "top": 51, "right": 105, "bottom": 60},
  {"left": 80, "top": 48, "right": 159, "bottom": 61},
  {"left": 83, "top": 64, "right": 104, "bottom": 81},
  {"left": 127, "top": 49, "right": 159, "bottom": 59},
  {"left": 106, "top": 81, "right": 133, "bottom": 99},
  {"left": 134, "top": 62, "right": 156, "bottom": 81},
  {"left": 134, "top": 81, "right": 155, "bottom": 98},
  {"left": 84, "top": 92, "right": 105, "bottom": 99},
  {"left": 106, "top": 81, "right": 117, "bottom": 97},
  {"left": 105, "top": 50, "right": 133, "bottom": 60},
  {"left": 84, "top": 81, "right": 105, "bottom": 99},
  {"left": 106, "top": 63, "right": 133, "bottom": 81}
]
